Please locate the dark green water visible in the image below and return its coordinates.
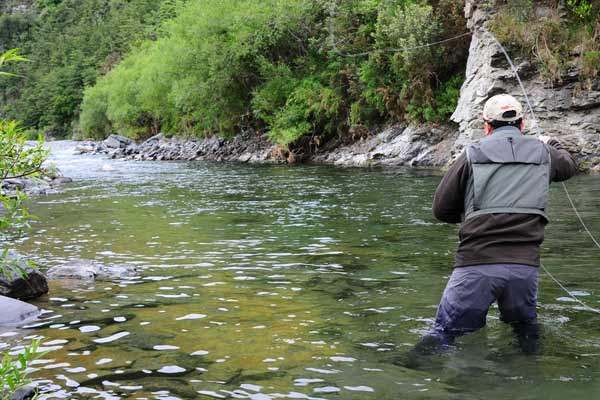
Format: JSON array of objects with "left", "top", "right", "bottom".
[{"left": 1, "top": 142, "right": 600, "bottom": 399}]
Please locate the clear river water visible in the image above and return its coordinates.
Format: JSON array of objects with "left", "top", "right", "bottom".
[{"left": 1, "top": 141, "right": 600, "bottom": 399}]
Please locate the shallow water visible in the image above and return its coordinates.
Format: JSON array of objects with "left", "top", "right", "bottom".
[{"left": 2, "top": 141, "right": 600, "bottom": 399}]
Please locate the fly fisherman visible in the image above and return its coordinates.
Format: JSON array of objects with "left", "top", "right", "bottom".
[{"left": 421, "top": 94, "right": 577, "bottom": 354}]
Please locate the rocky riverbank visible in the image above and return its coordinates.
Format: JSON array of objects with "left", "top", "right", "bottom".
[
  {"left": 77, "top": 116, "right": 596, "bottom": 171},
  {"left": 1, "top": 169, "right": 72, "bottom": 197},
  {"left": 77, "top": 124, "right": 459, "bottom": 168}
]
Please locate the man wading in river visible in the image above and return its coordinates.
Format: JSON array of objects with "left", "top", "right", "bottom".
[{"left": 421, "top": 94, "right": 577, "bottom": 354}]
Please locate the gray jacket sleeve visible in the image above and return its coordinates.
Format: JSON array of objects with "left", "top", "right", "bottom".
[
  {"left": 548, "top": 145, "right": 577, "bottom": 182},
  {"left": 432, "top": 152, "right": 469, "bottom": 224}
]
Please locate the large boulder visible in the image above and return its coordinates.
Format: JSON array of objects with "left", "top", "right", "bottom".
[
  {"left": 0, "top": 295, "right": 41, "bottom": 327},
  {"left": 0, "top": 252, "right": 48, "bottom": 300},
  {"left": 103, "top": 134, "right": 132, "bottom": 149},
  {"left": 47, "top": 259, "right": 138, "bottom": 281}
]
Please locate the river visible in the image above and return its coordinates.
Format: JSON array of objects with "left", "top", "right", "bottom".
[{"left": 1, "top": 141, "right": 600, "bottom": 399}]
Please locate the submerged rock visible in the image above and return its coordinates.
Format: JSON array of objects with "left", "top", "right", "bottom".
[
  {"left": 47, "top": 259, "right": 138, "bottom": 281},
  {"left": 0, "top": 295, "right": 41, "bottom": 327},
  {"left": 0, "top": 252, "right": 49, "bottom": 300}
]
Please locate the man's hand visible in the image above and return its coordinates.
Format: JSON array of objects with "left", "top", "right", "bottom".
[{"left": 539, "top": 135, "right": 564, "bottom": 151}]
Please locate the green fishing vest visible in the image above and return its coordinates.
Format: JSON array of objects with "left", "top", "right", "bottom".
[{"left": 464, "top": 126, "right": 551, "bottom": 221}]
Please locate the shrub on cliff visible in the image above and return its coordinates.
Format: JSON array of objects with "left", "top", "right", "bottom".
[{"left": 490, "top": 0, "right": 599, "bottom": 87}]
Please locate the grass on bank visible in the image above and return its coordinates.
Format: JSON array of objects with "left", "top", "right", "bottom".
[{"left": 490, "top": 0, "right": 599, "bottom": 88}]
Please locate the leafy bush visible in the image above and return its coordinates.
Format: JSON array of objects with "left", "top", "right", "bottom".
[
  {"left": 0, "top": 50, "right": 48, "bottom": 280},
  {"left": 0, "top": 339, "right": 47, "bottom": 399},
  {"left": 0, "top": 120, "right": 47, "bottom": 233},
  {"left": 0, "top": 49, "right": 49, "bottom": 400}
]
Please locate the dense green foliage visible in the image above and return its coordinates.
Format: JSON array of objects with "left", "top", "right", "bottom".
[
  {"left": 3, "top": 0, "right": 598, "bottom": 147},
  {"left": 491, "top": 0, "right": 599, "bottom": 88},
  {"left": 78, "top": 0, "right": 468, "bottom": 147},
  {"left": 0, "top": 0, "right": 181, "bottom": 137}
]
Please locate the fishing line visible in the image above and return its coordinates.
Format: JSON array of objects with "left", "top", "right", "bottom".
[
  {"left": 484, "top": 28, "right": 600, "bottom": 315},
  {"left": 328, "top": 2, "right": 471, "bottom": 58},
  {"left": 560, "top": 180, "right": 600, "bottom": 249}
]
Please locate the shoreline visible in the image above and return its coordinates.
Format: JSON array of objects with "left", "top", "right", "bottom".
[
  {"left": 73, "top": 123, "right": 598, "bottom": 173},
  {"left": 75, "top": 123, "right": 459, "bottom": 169}
]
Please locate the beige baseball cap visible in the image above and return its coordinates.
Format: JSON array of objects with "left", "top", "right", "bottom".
[{"left": 483, "top": 94, "right": 524, "bottom": 122}]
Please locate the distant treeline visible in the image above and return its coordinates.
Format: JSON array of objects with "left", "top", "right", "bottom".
[{"left": 0, "top": 0, "right": 180, "bottom": 137}]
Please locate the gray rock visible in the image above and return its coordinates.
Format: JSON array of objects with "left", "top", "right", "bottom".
[
  {"left": 0, "top": 295, "right": 41, "bottom": 327},
  {"left": 47, "top": 260, "right": 138, "bottom": 281},
  {"left": 103, "top": 134, "right": 132, "bottom": 149},
  {"left": 0, "top": 252, "right": 48, "bottom": 300},
  {"left": 74, "top": 142, "right": 97, "bottom": 155},
  {"left": 96, "top": 264, "right": 139, "bottom": 280},
  {"left": 9, "top": 385, "right": 37, "bottom": 400}
]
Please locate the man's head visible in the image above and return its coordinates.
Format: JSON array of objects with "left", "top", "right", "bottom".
[{"left": 483, "top": 94, "right": 524, "bottom": 135}]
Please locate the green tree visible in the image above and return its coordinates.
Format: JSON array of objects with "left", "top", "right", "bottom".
[{"left": 1, "top": 0, "right": 181, "bottom": 137}]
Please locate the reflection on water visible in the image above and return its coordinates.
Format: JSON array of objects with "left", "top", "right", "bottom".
[{"left": 1, "top": 141, "right": 600, "bottom": 399}]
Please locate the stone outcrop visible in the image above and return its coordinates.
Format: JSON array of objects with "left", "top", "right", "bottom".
[
  {"left": 452, "top": 0, "right": 600, "bottom": 170},
  {"left": 311, "top": 124, "right": 457, "bottom": 167},
  {"left": 1, "top": 166, "right": 73, "bottom": 196},
  {"left": 0, "top": 251, "right": 48, "bottom": 300}
]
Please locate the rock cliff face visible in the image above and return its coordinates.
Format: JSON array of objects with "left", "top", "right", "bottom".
[
  {"left": 452, "top": 0, "right": 600, "bottom": 170},
  {"left": 0, "top": 0, "right": 34, "bottom": 14}
]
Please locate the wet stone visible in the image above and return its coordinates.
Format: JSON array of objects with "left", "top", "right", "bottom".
[{"left": 0, "top": 295, "right": 42, "bottom": 327}]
